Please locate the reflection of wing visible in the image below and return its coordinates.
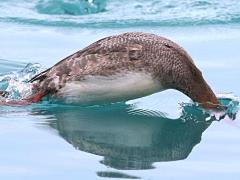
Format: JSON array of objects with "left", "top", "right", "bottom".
[{"left": 40, "top": 104, "right": 212, "bottom": 170}]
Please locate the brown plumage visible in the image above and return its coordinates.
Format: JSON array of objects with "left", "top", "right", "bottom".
[{"left": 29, "top": 32, "right": 219, "bottom": 108}]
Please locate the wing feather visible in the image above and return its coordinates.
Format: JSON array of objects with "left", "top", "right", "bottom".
[{"left": 29, "top": 38, "right": 143, "bottom": 85}]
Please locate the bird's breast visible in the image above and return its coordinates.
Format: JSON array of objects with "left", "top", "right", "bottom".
[{"left": 55, "top": 71, "right": 163, "bottom": 105}]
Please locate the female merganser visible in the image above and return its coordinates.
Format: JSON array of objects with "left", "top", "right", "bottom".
[{"left": 4, "top": 32, "right": 220, "bottom": 108}]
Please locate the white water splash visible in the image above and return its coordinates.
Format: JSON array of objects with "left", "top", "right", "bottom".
[
  {"left": 205, "top": 93, "right": 240, "bottom": 121},
  {"left": 0, "top": 63, "right": 43, "bottom": 100}
]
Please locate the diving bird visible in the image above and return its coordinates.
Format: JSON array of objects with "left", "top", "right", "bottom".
[{"left": 3, "top": 32, "right": 220, "bottom": 108}]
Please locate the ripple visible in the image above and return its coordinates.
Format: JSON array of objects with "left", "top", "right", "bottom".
[
  {"left": 97, "top": 171, "right": 140, "bottom": 179},
  {"left": 0, "top": 0, "right": 240, "bottom": 28},
  {"left": 36, "top": 0, "right": 107, "bottom": 15}
]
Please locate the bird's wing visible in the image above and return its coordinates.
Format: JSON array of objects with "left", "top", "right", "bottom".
[{"left": 29, "top": 37, "right": 144, "bottom": 92}]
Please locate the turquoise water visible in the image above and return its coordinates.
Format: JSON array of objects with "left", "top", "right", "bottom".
[
  {"left": 1, "top": 0, "right": 240, "bottom": 27},
  {"left": 1, "top": 0, "right": 240, "bottom": 179}
]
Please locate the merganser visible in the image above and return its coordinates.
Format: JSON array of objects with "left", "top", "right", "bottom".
[{"left": 3, "top": 32, "right": 220, "bottom": 108}]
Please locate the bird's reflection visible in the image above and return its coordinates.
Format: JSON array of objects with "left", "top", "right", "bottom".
[{"left": 32, "top": 102, "right": 215, "bottom": 171}]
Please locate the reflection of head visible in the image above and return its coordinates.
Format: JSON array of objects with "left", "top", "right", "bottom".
[{"left": 37, "top": 103, "right": 212, "bottom": 170}]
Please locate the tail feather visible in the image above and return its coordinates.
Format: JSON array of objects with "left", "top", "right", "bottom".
[{"left": 28, "top": 68, "right": 49, "bottom": 83}]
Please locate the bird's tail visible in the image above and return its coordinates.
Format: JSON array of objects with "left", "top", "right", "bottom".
[{"left": 0, "top": 86, "right": 46, "bottom": 106}]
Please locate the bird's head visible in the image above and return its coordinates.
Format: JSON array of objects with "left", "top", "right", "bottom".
[{"left": 161, "top": 58, "right": 220, "bottom": 109}]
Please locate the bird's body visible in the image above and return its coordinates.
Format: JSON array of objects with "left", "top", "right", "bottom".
[
  {"left": 55, "top": 71, "right": 162, "bottom": 104},
  {"left": 12, "top": 32, "right": 219, "bottom": 108}
]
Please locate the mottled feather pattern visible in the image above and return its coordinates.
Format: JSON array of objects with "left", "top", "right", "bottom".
[{"left": 30, "top": 32, "right": 198, "bottom": 97}]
